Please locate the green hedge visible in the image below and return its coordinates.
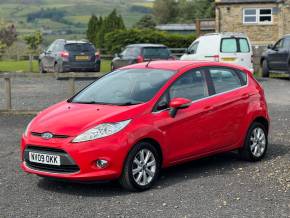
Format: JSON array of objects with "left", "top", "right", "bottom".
[{"left": 104, "top": 29, "right": 195, "bottom": 54}]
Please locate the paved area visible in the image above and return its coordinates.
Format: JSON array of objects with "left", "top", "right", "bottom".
[{"left": 0, "top": 78, "right": 289, "bottom": 217}]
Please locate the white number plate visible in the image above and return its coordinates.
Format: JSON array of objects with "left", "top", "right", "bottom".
[{"left": 29, "top": 152, "right": 61, "bottom": 166}]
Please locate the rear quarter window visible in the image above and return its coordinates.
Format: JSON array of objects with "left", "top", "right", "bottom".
[
  {"left": 221, "top": 38, "right": 237, "bottom": 53},
  {"left": 239, "top": 38, "right": 250, "bottom": 53}
]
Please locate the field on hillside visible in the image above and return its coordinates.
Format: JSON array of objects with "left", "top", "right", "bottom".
[{"left": 0, "top": 0, "right": 152, "bottom": 45}]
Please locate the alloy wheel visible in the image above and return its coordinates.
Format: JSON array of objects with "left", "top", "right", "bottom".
[{"left": 249, "top": 127, "right": 266, "bottom": 158}]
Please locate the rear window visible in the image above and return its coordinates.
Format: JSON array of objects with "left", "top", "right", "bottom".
[
  {"left": 65, "top": 43, "right": 95, "bottom": 52},
  {"left": 221, "top": 38, "right": 250, "bottom": 53},
  {"left": 142, "top": 47, "right": 170, "bottom": 58},
  {"left": 122, "top": 47, "right": 141, "bottom": 57}
]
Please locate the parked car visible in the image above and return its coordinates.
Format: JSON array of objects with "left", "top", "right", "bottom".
[
  {"left": 111, "top": 44, "right": 174, "bottom": 70},
  {"left": 39, "top": 39, "right": 101, "bottom": 73},
  {"left": 21, "top": 61, "right": 269, "bottom": 191},
  {"left": 261, "top": 35, "right": 290, "bottom": 78},
  {"left": 181, "top": 33, "right": 254, "bottom": 73}
]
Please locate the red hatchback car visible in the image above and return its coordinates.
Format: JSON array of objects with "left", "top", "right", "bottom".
[{"left": 21, "top": 61, "right": 270, "bottom": 191}]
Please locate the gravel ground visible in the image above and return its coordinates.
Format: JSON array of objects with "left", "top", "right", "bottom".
[{"left": 0, "top": 78, "right": 289, "bottom": 217}]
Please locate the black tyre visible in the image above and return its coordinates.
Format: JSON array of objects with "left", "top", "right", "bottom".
[
  {"left": 39, "top": 61, "right": 47, "bottom": 74},
  {"left": 262, "top": 59, "right": 270, "bottom": 78},
  {"left": 239, "top": 122, "right": 268, "bottom": 161},
  {"left": 54, "top": 62, "right": 63, "bottom": 73},
  {"left": 119, "top": 142, "right": 161, "bottom": 191}
]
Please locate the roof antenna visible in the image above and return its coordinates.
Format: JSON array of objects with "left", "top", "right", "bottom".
[{"left": 146, "top": 59, "right": 153, "bottom": 68}]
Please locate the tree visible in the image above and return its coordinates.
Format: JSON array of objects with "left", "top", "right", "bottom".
[
  {"left": 95, "top": 9, "right": 125, "bottom": 48},
  {"left": 86, "top": 15, "right": 102, "bottom": 45},
  {"left": 0, "top": 23, "right": 17, "bottom": 54},
  {"left": 134, "top": 15, "right": 156, "bottom": 29},
  {"left": 153, "top": 0, "right": 178, "bottom": 24},
  {"left": 24, "top": 31, "right": 43, "bottom": 72}
]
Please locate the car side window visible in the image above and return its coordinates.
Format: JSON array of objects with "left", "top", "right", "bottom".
[
  {"left": 209, "top": 68, "right": 242, "bottom": 94},
  {"left": 274, "top": 39, "right": 284, "bottom": 50},
  {"left": 169, "top": 69, "right": 208, "bottom": 101},
  {"left": 188, "top": 42, "right": 199, "bottom": 54},
  {"left": 283, "top": 38, "right": 290, "bottom": 49},
  {"left": 239, "top": 38, "right": 250, "bottom": 53},
  {"left": 46, "top": 42, "right": 55, "bottom": 52},
  {"left": 221, "top": 38, "right": 238, "bottom": 53}
]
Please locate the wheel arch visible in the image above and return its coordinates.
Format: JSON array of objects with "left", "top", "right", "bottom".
[{"left": 252, "top": 116, "right": 269, "bottom": 133}]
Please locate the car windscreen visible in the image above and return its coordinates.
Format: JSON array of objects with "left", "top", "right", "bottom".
[
  {"left": 65, "top": 43, "right": 95, "bottom": 52},
  {"left": 142, "top": 47, "right": 171, "bottom": 59},
  {"left": 71, "top": 69, "right": 175, "bottom": 105}
]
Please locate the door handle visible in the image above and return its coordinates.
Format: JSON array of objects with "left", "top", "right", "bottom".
[{"left": 203, "top": 105, "right": 215, "bottom": 112}]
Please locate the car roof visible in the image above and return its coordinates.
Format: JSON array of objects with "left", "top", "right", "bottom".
[
  {"left": 122, "top": 60, "right": 250, "bottom": 72},
  {"left": 203, "top": 32, "right": 248, "bottom": 38},
  {"left": 126, "top": 44, "right": 167, "bottom": 48}
]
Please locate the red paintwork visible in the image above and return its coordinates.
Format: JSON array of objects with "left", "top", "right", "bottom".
[
  {"left": 169, "top": 98, "right": 192, "bottom": 108},
  {"left": 21, "top": 61, "right": 270, "bottom": 181}
]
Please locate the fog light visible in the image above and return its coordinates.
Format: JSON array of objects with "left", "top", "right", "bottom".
[{"left": 96, "top": 160, "right": 108, "bottom": 168}]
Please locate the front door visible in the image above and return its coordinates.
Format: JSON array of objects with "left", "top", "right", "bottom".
[{"left": 152, "top": 68, "right": 214, "bottom": 163}]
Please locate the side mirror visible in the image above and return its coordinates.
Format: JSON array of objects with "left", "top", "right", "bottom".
[
  {"left": 267, "top": 44, "right": 273, "bottom": 49},
  {"left": 169, "top": 98, "right": 191, "bottom": 118}
]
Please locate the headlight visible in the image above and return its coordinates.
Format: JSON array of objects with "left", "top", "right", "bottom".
[{"left": 72, "top": 120, "right": 131, "bottom": 143}]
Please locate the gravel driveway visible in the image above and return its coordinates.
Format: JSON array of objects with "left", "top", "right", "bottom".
[{"left": 0, "top": 77, "right": 289, "bottom": 217}]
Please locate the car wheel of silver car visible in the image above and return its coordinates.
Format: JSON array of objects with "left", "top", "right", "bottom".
[
  {"left": 262, "top": 60, "right": 270, "bottom": 78},
  {"left": 119, "top": 142, "right": 161, "bottom": 191},
  {"left": 239, "top": 122, "right": 268, "bottom": 161}
]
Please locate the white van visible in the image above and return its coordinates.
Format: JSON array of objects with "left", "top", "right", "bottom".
[{"left": 180, "top": 33, "right": 254, "bottom": 73}]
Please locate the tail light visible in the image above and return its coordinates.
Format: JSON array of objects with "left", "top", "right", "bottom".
[
  {"left": 95, "top": 52, "right": 100, "bottom": 60},
  {"left": 137, "top": 55, "right": 144, "bottom": 63},
  {"left": 60, "top": 51, "right": 69, "bottom": 59},
  {"left": 212, "top": 55, "right": 220, "bottom": 62}
]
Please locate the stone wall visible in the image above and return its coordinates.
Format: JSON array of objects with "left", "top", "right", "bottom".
[{"left": 216, "top": 3, "right": 280, "bottom": 45}]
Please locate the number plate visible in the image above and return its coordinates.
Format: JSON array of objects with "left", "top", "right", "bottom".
[
  {"left": 29, "top": 152, "right": 61, "bottom": 166},
  {"left": 222, "top": 57, "right": 236, "bottom": 62},
  {"left": 75, "top": 55, "right": 89, "bottom": 61}
]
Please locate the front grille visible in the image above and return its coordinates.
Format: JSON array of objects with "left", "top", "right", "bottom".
[
  {"left": 26, "top": 162, "right": 80, "bottom": 173},
  {"left": 31, "top": 132, "right": 69, "bottom": 139},
  {"left": 24, "top": 145, "right": 79, "bottom": 174}
]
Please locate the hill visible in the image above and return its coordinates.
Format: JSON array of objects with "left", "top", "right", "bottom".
[{"left": 0, "top": 0, "right": 153, "bottom": 45}]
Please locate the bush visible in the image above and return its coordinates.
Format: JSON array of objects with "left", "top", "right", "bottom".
[{"left": 104, "top": 29, "right": 195, "bottom": 54}]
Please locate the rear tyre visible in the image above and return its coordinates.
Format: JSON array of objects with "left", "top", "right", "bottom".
[
  {"left": 239, "top": 122, "right": 268, "bottom": 161},
  {"left": 54, "top": 62, "right": 63, "bottom": 73},
  {"left": 119, "top": 142, "right": 161, "bottom": 191},
  {"left": 262, "top": 60, "right": 270, "bottom": 78}
]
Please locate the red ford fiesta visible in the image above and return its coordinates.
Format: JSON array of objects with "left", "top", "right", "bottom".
[{"left": 21, "top": 61, "right": 270, "bottom": 191}]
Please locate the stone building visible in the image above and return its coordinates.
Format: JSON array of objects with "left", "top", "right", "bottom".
[{"left": 215, "top": 0, "right": 290, "bottom": 45}]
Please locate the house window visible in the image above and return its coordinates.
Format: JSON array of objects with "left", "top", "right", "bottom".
[{"left": 243, "top": 8, "right": 272, "bottom": 24}]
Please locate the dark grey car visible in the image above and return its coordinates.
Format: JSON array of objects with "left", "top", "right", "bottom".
[
  {"left": 261, "top": 35, "right": 290, "bottom": 78},
  {"left": 111, "top": 44, "right": 174, "bottom": 70},
  {"left": 39, "top": 39, "right": 101, "bottom": 73}
]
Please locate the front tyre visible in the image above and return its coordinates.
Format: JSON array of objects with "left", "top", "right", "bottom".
[
  {"left": 239, "top": 122, "right": 268, "bottom": 161},
  {"left": 262, "top": 60, "right": 270, "bottom": 78},
  {"left": 119, "top": 142, "right": 161, "bottom": 191}
]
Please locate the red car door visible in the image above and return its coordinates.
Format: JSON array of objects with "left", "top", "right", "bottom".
[
  {"left": 205, "top": 67, "right": 250, "bottom": 150},
  {"left": 152, "top": 69, "right": 216, "bottom": 163}
]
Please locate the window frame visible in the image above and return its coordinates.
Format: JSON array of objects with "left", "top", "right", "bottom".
[{"left": 243, "top": 8, "right": 273, "bottom": 25}]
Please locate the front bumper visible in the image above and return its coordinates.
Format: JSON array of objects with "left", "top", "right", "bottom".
[{"left": 20, "top": 133, "right": 129, "bottom": 181}]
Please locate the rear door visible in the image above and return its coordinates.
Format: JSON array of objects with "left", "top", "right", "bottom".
[
  {"left": 220, "top": 37, "right": 253, "bottom": 71},
  {"left": 65, "top": 43, "right": 95, "bottom": 63},
  {"left": 205, "top": 67, "right": 249, "bottom": 149}
]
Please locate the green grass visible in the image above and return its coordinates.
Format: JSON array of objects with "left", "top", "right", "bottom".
[{"left": 0, "top": 59, "right": 111, "bottom": 73}]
